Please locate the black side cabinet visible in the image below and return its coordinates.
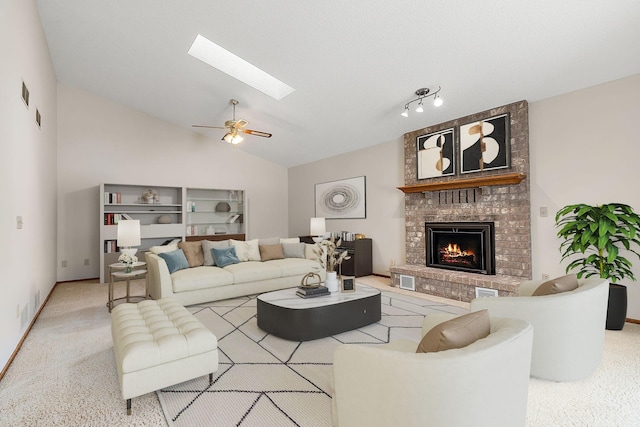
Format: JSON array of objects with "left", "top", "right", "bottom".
[{"left": 338, "top": 238, "right": 372, "bottom": 277}]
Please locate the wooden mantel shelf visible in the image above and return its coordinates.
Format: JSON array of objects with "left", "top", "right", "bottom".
[{"left": 397, "top": 173, "right": 526, "bottom": 193}]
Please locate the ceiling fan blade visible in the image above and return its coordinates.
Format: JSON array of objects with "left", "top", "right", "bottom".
[
  {"left": 192, "top": 125, "right": 226, "bottom": 129},
  {"left": 235, "top": 119, "right": 249, "bottom": 129},
  {"left": 241, "top": 129, "right": 272, "bottom": 138}
]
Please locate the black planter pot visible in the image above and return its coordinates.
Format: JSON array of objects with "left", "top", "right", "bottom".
[{"left": 606, "top": 283, "right": 627, "bottom": 330}]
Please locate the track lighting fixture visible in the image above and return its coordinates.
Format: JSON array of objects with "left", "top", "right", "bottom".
[{"left": 401, "top": 86, "right": 443, "bottom": 117}]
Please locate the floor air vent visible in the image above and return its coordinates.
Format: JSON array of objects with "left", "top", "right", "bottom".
[
  {"left": 475, "top": 287, "right": 499, "bottom": 298},
  {"left": 399, "top": 275, "right": 415, "bottom": 291}
]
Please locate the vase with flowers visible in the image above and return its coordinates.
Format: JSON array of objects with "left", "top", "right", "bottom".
[
  {"left": 118, "top": 253, "right": 138, "bottom": 273},
  {"left": 316, "top": 236, "right": 351, "bottom": 292}
]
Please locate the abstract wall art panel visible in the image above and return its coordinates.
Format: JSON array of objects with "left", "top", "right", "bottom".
[
  {"left": 460, "top": 113, "right": 510, "bottom": 173},
  {"left": 416, "top": 128, "right": 455, "bottom": 179}
]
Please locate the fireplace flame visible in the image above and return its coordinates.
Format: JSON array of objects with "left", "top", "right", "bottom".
[{"left": 441, "top": 243, "right": 475, "bottom": 264}]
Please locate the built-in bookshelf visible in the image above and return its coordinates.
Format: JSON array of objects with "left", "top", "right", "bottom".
[
  {"left": 99, "top": 184, "right": 247, "bottom": 283},
  {"left": 185, "top": 188, "right": 245, "bottom": 241},
  {"left": 99, "top": 183, "right": 184, "bottom": 283}
]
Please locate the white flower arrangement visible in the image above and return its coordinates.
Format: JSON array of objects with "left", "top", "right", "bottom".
[{"left": 118, "top": 253, "right": 138, "bottom": 265}]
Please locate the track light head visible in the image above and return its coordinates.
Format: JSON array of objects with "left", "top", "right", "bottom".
[{"left": 401, "top": 85, "right": 443, "bottom": 116}]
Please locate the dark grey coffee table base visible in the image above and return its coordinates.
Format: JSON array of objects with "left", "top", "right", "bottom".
[{"left": 257, "top": 287, "right": 381, "bottom": 341}]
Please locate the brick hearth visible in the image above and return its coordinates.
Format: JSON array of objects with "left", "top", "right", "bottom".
[{"left": 391, "top": 100, "right": 532, "bottom": 302}]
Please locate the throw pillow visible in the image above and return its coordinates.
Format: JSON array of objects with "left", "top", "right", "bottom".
[
  {"left": 282, "top": 242, "right": 306, "bottom": 258},
  {"left": 532, "top": 274, "right": 579, "bottom": 296},
  {"left": 212, "top": 246, "right": 240, "bottom": 268},
  {"left": 158, "top": 249, "right": 190, "bottom": 274},
  {"left": 178, "top": 241, "right": 204, "bottom": 267},
  {"left": 416, "top": 310, "right": 491, "bottom": 353},
  {"left": 231, "top": 239, "right": 260, "bottom": 262},
  {"left": 259, "top": 244, "right": 285, "bottom": 261},
  {"left": 148, "top": 243, "right": 178, "bottom": 254},
  {"left": 201, "top": 239, "right": 230, "bottom": 266}
]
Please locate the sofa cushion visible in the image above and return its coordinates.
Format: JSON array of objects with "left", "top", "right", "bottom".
[
  {"left": 148, "top": 243, "right": 179, "bottom": 254},
  {"left": 170, "top": 266, "right": 234, "bottom": 293},
  {"left": 532, "top": 274, "right": 579, "bottom": 296},
  {"left": 212, "top": 246, "right": 241, "bottom": 268},
  {"left": 178, "top": 241, "right": 205, "bottom": 267},
  {"left": 282, "top": 242, "right": 306, "bottom": 258},
  {"left": 280, "top": 237, "right": 300, "bottom": 244},
  {"left": 416, "top": 310, "right": 490, "bottom": 353},
  {"left": 158, "top": 249, "right": 190, "bottom": 274},
  {"left": 266, "top": 258, "right": 324, "bottom": 276},
  {"left": 231, "top": 239, "right": 261, "bottom": 262},
  {"left": 259, "top": 244, "right": 285, "bottom": 261},
  {"left": 201, "top": 239, "right": 230, "bottom": 266},
  {"left": 223, "top": 261, "right": 282, "bottom": 283}
]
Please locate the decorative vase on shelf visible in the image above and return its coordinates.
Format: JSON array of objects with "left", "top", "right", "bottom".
[
  {"left": 325, "top": 271, "right": 339, "bottom": 293},
  {"left": 125, "top": 265, "right": 133, "bottom": 273}
]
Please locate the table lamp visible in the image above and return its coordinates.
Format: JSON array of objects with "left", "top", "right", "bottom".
[
  {"left": 310, "top": 217, "right": 326, "bottom": 243},
  {"left": 117, "top": 220, "right": 141, "bottom": 256}
]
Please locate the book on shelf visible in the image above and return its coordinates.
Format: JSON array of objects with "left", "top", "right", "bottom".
[
  {"left": 104, "top": 192, "right": 122, "bottom": 204},
  {"left": 104, "top": 240, "right": 117, "bottom": 253}
]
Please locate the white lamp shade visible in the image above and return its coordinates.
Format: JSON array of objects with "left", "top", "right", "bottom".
[
  {"left": 310, "top": 217, "right": 326, "bottom": 236},
  {"left": 117, "top": 220, "right": 141, "bottom": 247}
]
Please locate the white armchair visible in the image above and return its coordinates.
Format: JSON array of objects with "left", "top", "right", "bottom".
[
  {"left": 470, "top": 278, "right": 608, "bottom": 382},
  {"left": 332, "top": 314, "right": 533, "bottom": 427}
]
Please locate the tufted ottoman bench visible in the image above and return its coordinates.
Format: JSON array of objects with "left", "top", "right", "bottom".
[{"left": 111, "top": 297, "right": 218, "bottom": 414}]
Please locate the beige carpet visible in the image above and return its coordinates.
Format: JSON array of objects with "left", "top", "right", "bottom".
[{"left": 1, "top": 278, "right": 639, "bottom": 426}]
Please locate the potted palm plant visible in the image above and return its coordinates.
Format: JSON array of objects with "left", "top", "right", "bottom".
[{"left": 555, "top": 203, "right": 640, "bottom": 330}]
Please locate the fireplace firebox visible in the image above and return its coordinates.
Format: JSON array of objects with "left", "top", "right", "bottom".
[{"left": 425, "top": 222, "right": 495, "bottom": 275}]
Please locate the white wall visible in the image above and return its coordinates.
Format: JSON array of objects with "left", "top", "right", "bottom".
[
  {"left": 288, "top": 137, "right": 406, "bottom": 275},
  {"left": 0, "top": 0, "right": 58, "bottom": 368},
  {"left": 289, "top": 74, "right": 640, "bottom": 320},
  {"left": 57, "top": 85, "right": 290, "bottom": 282},
  {"left": 529, "top": 74, "right": 640, "bottom": 319}
]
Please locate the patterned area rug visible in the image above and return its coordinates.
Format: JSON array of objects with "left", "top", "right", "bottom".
[{"left": 156, "top": 287, "right": 466, "bottom": 426}]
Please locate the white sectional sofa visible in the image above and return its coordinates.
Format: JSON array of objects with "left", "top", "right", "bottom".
[{"left": 146, "top": 238, "right": 326, "bottom": 306}]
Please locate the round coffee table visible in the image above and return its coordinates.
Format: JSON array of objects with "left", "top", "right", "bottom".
[{"left": 257, "top": 284, "right": 381, "bottom": 341}]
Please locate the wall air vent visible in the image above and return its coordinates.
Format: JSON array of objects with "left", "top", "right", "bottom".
[
  {"left": 399, "top": 275, "right": 415, "bottom": 291},
  {"left": 475, "top": 287, "right": 499, "bottom": 298},
  {"left": 21, "top": 81, "right": 30, "bottom": 108}
]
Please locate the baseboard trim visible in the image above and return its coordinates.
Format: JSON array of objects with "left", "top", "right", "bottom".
[{"left": 0, "top": 282, "right": 59, "bottom": 381}]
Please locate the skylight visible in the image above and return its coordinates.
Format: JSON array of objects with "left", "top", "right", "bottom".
[{"left": 188, "top": 34, "right": 295, "bottom": 100}]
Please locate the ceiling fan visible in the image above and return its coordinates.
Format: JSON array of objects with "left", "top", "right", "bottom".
[{"left": 193, "top": 99, "right": 272, "bottom": 144}]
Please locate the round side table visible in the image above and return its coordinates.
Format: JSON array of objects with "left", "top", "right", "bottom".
[{"left": 108, "top": 261, "right": 148, "bottom": 312}]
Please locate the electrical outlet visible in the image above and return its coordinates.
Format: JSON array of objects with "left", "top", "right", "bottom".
[
  {"left": 61, "top": 260, "right": 68, "bottom": 268},
  {"left": 539, "top": 207, "right": 548, "bottom": 217},
  {"left": 84, "top": 258, "right": 90, "bottom": 266},
  {"left": 542, "top": 273, "right": 550, "bottom": 280},
  {"left": 16, "top": 216, "right": 23, "bottom": 229}
]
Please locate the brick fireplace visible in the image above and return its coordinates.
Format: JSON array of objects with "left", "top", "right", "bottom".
[{"left": 390, "top": 100, "right": 531, "bottom": 302}]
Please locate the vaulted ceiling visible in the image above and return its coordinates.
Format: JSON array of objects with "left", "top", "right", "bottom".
[{"left": 36, "top": 1, "right": 640, "bottom": 167}]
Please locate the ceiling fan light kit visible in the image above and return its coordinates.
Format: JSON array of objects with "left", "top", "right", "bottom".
[
  {"left": 402, "top": 86, "right": 443, "bottom": 117},
  {"left": 193, "top": 99, "right": 272, "bottom": 144}
]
